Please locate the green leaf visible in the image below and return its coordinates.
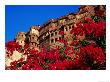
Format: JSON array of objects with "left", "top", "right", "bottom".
[
  {"left": 22, "top": 61, "right": 26, "bottom": 64},
  {"left": 93, "top": 37, "right": 105, "bottom": 47},
  {"left": 59, "top": 48, "right": 64, "bottom": 53},
  {"left": 80, "top": 41, "right": 89, "bottom": 46},
  {"left": 16, "top": 63, "right": 21, "bottom": 68}
]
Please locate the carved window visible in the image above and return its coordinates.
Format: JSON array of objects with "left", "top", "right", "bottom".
[
  {"left": 65, "top": 27, "right": 68, "bottom": 31},
  {"left": 45, "top": 35, "right": 49, "bottom": 39},
  {"left": 20, "top": 41, "right": 22, "bottom": 43},
  {"left": 55, "top": 38, "right": 57, "bottom": 42},
  {"left": 51, "top": 33, "right": 53, "bottom": 37},
  {"left": 60, "top": 26, "right": 64, "bottom": 31},
  {"left": 51, "top": 39, "right": 54, "bottom": 43},
  {"left": 32, "top": 37, "right": 34, "bottom": 40},
  {"left": 59, "top": 37, "right": 62, "bottom": 40},
  {"left": 55, "top": 32, "right": 57, "bottom": 35},
  {"left": 69, "top": 26, "right": 72, "bottom": 29}
]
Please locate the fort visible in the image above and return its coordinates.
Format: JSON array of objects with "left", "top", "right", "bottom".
[{"left": 15, "top": 5, "right": 105, "bottom": 51}]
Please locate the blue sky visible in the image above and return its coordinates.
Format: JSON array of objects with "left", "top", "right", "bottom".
[{"left": 5, "top": 5, "right": 80, "bottom": 42}]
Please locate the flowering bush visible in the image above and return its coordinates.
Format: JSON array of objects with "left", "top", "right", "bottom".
[
  {"left": 5, "top": 11, "right": 106, "bottom": 70},
  {"left": 71, "top": 18, "right": 105, "bottom": 38},
  {"left": 5, "top": 39, "right": 106, "bottom": 70}
]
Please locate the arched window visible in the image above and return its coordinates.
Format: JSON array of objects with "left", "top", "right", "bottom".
[
  {"left": 32, "top": 37, "right": 34, "bottom": 40},
  {"left": 51, "top": 39, "right": 54, "bottom": 43},
  {"left": 55, "top": 38, "right": 57, "bottom": 42},
  {"left": 59, "top": 37, "right": 62, "bottom": 40},
  {"left": 65, "top": 27, "right": 68, "bottom": 31},
  {"left": 69, "top": 26, "right": 71, "bottom": 29},
  {"left": 51, "top": 33, "right": 53, "bottom": 37},
  {"left": 55, "top": 32, "right": 57, "bottom": 35}
]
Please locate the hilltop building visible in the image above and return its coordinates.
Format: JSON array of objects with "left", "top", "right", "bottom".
[{"left": 15, "top": 5, "right": 106, "bottom": 51}]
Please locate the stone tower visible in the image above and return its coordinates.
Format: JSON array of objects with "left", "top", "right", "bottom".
[
  {"left": 28, "top": 26, "right": 40, "bottom": 51},
  {"left": 16, "top": 32, "right": 26, "bottom": 46}
]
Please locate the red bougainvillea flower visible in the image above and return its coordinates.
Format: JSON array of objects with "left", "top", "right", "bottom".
[
  {"left": 71, "top": 17, "right": 105, "bottom": 39},
  {"left": 71, "top": 23, "right": 85, "bottom": 36},
  {"left": 70, "top": 40, "right": 79, "bottom": 46},
  {"left": 79, "top": 44, "right": 105, "bottom": 64},
  {"left": 59, "top": 31, "right": 64, "bottom": 35},
  {"left": 5, "top": 41, "right": 22, "bottom": 54},
  {"left": 29, "top": 49, "right": 38, "bottom": 55}
]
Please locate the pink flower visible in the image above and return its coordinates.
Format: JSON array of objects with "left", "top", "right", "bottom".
[{"left": 59, "top": 31, "right": 64, "bottom": 35}]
